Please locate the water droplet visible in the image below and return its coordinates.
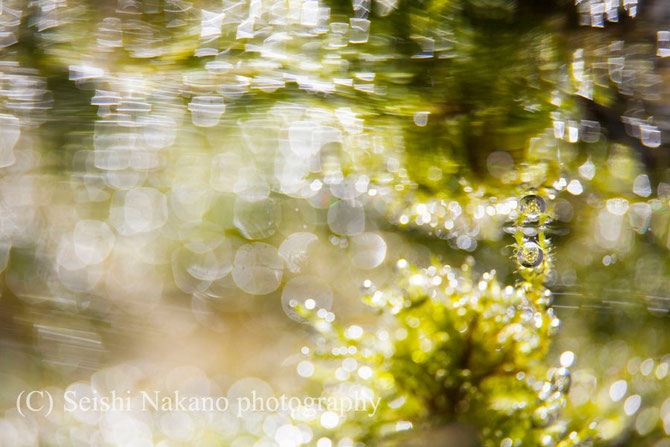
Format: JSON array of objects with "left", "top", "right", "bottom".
[
  {"left": 560, "top": 351, "right": 575, "bottom": 367},
  {"left": 413, "top": 111, "right": 429, "bottom": 126},
  {"left": 297, "top": 360, "right": 315, "bottom": 378},
  {"left": 282, "top": 275, "right": 333, "bottom": 322},
  {"left": 172, "top": 248, "right": 211, "bottom": 293},
  {"left": 624, "top": 394, "right": 642, "bottom": 415},
  {"left": 350, "top": 232, "right": 386, "bottom": 269},
  {"left": 170, "top": 187, "right": 212, "bottom": 223},
  {"left": 320, "top": 411, "right": 339, "bottom": 429},
  {"left": 520, "top": 225, "right": 539, "bottom": 237},
  {"left": 349, "top": 18, "right": 370, "bottom": 43},
  {"left": 567, "top": 179, "right": 583, "bottom": 195},
  {"left": 58, "top": 262, "right": 103, "bottom": 292},
  {"left": 330, "top": 176, "right": 361, "bottom": 200},
  {"left": 288, "top": 121, "right": 319, "bottom": 157},
  {"left": 640, "top": 124, "right": 661, "bottom": 148},
  {"left": 486, "top": 151, "right": 514, "bottom": 179},
  {"left": 232, "top": 243, "right": 283, "bottom": 295},
  {"left": 517, "top": 241, "right": 544, "bottom": 268},
  {"left": 606, "top": 198, "right": 629, "bottom": 216},
  {"left": 532, "top": 405, "right": 556, "bottom": 428},
  {"left": 519, "top": 195, "right": 546, "bottom": 221},
  {"left": 210, "top": 153, "right": 242, "bottom": 193},
  {"left": 73, "top": 220, "right": 115, "bottom": 265},
  {"left": 0, "top": 114, "right": 19, "bottom": 168},
  {"left": 180, "top": 239, "right": 233, "bottom": 283},
  {"left": 278, "top": 232, "right": 319, "bottom": 273},
  {"left": 327, "top": 199, "right": 365, "bottom": 235},
  {"left": 580, "top": 119, "right": 600, "bottom": 143},
  {"left": 141, "top": 115, "right": 176, "bottom": 149},
  {"left": 551, "top": 367, "right": 571, "bottom": 393},
  {"left": 234, "top": 197, "right": 280, "bottom": 240},
  {"left": 109, "top": 188, "right": 168, "bottom": 235},
  {"left": 579, "top": 158, "right": 596, "bottom": 180},
  {"left": 609, "top": 379, "right": 627, "bottom": 401},
  {"left": 633, "top": 174, "right": 652, "bottom": 197},
  {"left": 188, "top": 96, "right": 225, "bottom": 127}
]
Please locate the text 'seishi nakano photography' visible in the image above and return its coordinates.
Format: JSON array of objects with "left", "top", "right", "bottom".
[{"left": 0, "top": 0, "right": 669, "bottom": 446}]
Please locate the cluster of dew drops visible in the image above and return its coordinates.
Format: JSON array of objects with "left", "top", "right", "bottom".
[{"left": 516, "top": 194, "right": 549, "bottom": 270}]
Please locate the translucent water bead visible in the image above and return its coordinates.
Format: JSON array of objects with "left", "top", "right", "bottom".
[
  {"left": 517, "top": 241, "right": 544, "bottom": 268},
  {"left": 519, "top": 194, "right": 546, "bottom": 222}
]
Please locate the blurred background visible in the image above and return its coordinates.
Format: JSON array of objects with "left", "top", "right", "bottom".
[{"left": 0, "top": 0, "right": 668, "bottom": 445}]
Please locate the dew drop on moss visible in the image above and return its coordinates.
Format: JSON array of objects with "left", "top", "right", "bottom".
[
  {"left": 517, "top": 241, "right": 544, "bottom": 268},
  {"left": 519, "top": 195, "right": 546, "bottom": 222}
]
